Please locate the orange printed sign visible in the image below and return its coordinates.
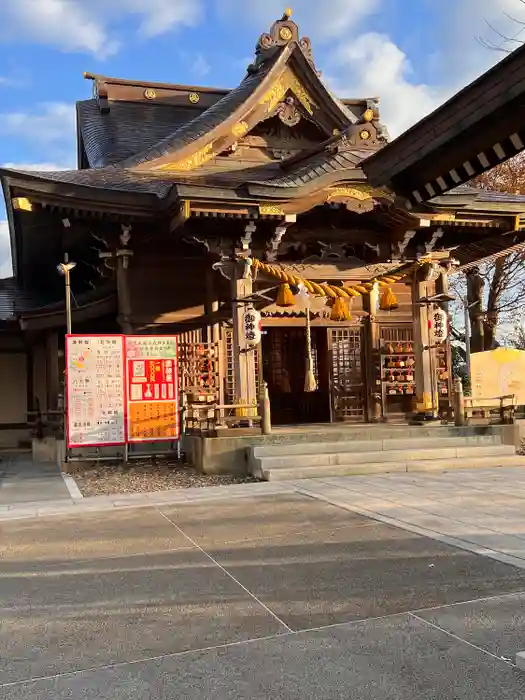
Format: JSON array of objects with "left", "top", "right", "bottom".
[{"left": 128, "top": 402, "right": 179, "bottom": 442}]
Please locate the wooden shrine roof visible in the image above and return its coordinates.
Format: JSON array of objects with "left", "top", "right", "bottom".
[
  {"left": 2, "top": 11, "right": 380, "bottom": 212},
  {"left": 362, "top": 42, "right": 525, "bottom": 207},
  {"left": 5, "top": 9, "right": 525, "bottom": 287},
  {"left": 0, "top": 277, "right": 47, "bottom": 322},
  {"left": 77, "top": 99, "right": 208, "bottom": 168},
  {"left": 0, "top": 277, "right": 116, "bottom": 327}
]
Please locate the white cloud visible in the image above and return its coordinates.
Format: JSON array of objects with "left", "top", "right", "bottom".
[
  {"left": 329, "top": 33, "right": 451, "bottom": 138},
  {"left": 0, "top": 0, "right": 202, "bottom": 57},
  {"left": 216, "top": 0, "right": 380, "bottom": 41},
  {"left": 0, "top": 221, "right": 11, "bottom": 279},
  {"left": 117, "top": 0, "right": 202, "bottom": 38},
  {"left": 192, "top": 53, "right": 211, "bottom": 79},
  {"left": 324, "top": 1, "right": 523, "bottom": 139},
  {"left": 0, "top": 103, "right": 76, "bottom": 165},
  {"left": 2, "top": 162, "right": 69, "bottom": 172},
  {"left": 0, "top": 0, "right": 116, "bottom": 57}
]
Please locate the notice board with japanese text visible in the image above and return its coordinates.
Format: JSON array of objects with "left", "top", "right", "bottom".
[
  {"left": 66, "top": 334, "right": 179, "bottom": 447},
  {"left": 125, "top": 336, "right": 179, "bottom": 442},
  {"left": 66, "top": 335, "right": 125, "bottom": 447}
]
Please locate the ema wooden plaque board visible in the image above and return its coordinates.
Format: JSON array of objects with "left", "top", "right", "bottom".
[{"left": 470, "top": 348, "right": 525, "bottom": 404}]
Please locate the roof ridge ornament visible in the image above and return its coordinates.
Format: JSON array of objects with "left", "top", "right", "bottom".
[{"left": 246, "top": 7, "right": 317, "bottom": 75}]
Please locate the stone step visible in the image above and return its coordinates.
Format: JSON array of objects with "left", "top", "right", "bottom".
[
  {"left": 262, "top": 454, "right": 525, "bottom": 482},
  {"left": 251, "top": 434, "right": 502, "bottom": 460},
  {"left": 263, "top": 425, "right": 504, "bottom": 446},
  {"left": 251, "top": 444, "right": 515, "bottom": 477}
]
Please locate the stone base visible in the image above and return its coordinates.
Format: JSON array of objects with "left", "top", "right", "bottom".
[{"left": 32, "top": 437, "right": 59, "bottom": 463}]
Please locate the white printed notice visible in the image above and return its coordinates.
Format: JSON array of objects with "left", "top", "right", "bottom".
[{"left": 66, "top": 335, "right": 125, "bottom": 447}]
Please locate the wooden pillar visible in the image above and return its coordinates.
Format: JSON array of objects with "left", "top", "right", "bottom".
[
  {"left": 46, "top": 331, "right": 59, "bottom": 410},
  {"left": 205, "top": 267, "right": 220, "bottom": 344},
  {"left": 116, "top": 244, "right": 133, "bottom": 334},
  {"left": 362, "top": 287, "right": 381, "bottom": 422},
  {"left": 26, "top": 345, "right": 34, "bottom": 414},
  {"left": 412, "top": 276, "right": 437, "bottom": 417},
  {"left": 231, "top": 263, "right": 257, "bottom": 411},
  {"left": 436, "top": 267, "right": 453, "bottom": 418},
  {"left": 101, "top": 228, "right": 133, "bottom": 334}
]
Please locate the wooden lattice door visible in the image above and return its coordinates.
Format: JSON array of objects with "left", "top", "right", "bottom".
[{"left": 329, "top": 327, "right": 365, "bottom": 421}]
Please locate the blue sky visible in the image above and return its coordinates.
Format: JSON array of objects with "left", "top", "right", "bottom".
[{"left": 0, "top": 0, "right": 522, "bottom": 277}]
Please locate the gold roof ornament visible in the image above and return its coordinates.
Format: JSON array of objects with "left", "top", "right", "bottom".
[
  {"left": 232, "top": 121, "right": 249, "bottom": 137},
  {"left": 283, "top": 7, "right": 292, "bottom": 18}
]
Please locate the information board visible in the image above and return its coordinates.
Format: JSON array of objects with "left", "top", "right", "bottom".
[
  {"left": 471, "top": 347, "right": 525, "bottom": 404},
  {"left": 66, "top": 335, "right": 125, "bottom": 447},
  {"left": 125, "top": 336, "right": 179, "bottom": 442}
]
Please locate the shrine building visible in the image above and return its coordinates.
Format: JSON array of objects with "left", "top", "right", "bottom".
[{"left": 2, "top": 9, "right": 525, "bottom": 468}]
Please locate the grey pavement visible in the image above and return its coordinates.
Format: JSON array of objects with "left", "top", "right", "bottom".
[
  {"left": 293, "top": 468, "right": 525, "bottom": 570},
  {"left": 3, "top": 491, "right": 525, "bottom": 698},
  {"left": 0, "top": 453, "right": 72, "bottom": 507}
]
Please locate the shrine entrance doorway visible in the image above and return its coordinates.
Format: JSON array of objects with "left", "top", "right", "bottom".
[
  {"left": 328, "top": 327, "right": 366, "bottom": 422},
  {"left": 262, "top": 327, "right": 331, "bottom": 425}
]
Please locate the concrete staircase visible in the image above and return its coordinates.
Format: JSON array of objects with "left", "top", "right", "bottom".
[{"left": 248, "top": 425, "right": 525, "bottom": 481}]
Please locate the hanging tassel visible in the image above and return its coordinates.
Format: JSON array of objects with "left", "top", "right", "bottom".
[
  {"left": 304, "top": 308, "right": 317, "bottom": 392},
  {"left": 276, "top": 282, "right": 295, "bottom": 307},
  {"left": 330, "top": 296, "right": 352, "bottom": 321},
  {"left": 379, "top": 286, "right": 398, "bottom": 311}
]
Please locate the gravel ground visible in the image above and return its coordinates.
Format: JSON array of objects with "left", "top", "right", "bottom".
[{"left": 73, "top": 459, "right": 259, "bottom": 497}]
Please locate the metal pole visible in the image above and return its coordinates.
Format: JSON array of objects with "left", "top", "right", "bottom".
[
  {"left": 65, "top": 267, "right": 72, "bottom": 335},
  {"left": 464, "top": 299, "right": 471, "bottom": 383},
  {"left": 58, "top": 254, "right": 75, "bottom": 336}
]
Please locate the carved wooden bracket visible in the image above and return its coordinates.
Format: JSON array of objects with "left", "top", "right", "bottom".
[
  {"left": 236, "top": 221, "right": 257, "bottom": 256},
  {"left": 392, "top": 229, "right": 416, "bottom": 260},
  {"left": 266, "top": 223, "right": 291, "bottom": 261},
  {"left": 425, "top": 227, "right": 444, "bottom": 253}
]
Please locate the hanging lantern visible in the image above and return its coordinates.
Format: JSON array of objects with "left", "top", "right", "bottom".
[
  {"left": 379, "top": 286, "right": 398, "bottom": 311},
  {"left": 276, "top": 282, "right": 295, "bottom": 307},
  {"left": 330, "top": 296, "right": 352, "bottom": 321}
]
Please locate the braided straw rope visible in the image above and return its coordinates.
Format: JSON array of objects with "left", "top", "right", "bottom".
[{"left": 251, "top": 258, "right": 424, "bottom": 299}]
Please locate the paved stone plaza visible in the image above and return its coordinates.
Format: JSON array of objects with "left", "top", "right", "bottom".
[
  {"left": 0, "top": 453, "right": 72, "bottom": 507},
  {"left": 3, "top": 471, "right": 525, "bottom": 698}
]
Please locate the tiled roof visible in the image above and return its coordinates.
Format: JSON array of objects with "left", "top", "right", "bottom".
[
  {"left": 456, "top": 232, "right": 525, "bottom": 269},
  {"left": 252, "top": 148, "right": 372, "bottom": 188},
  {"left": 0, "top": 278, "right": 51, "bottom": 321},
  {"left": 3, "top": 166, "right": 176, "bottom": 198},
  {"left": 475, "top": 191, "right": 525, "bottom": 204},
  {"left": 120, "top": 67, "right": 273, "bottom": 167},
  {"left": 77, "top": 99, "right": 206, "bottom": 168},
  {"left": 0, "top": 279, "right": 117, "bottom": 321}
]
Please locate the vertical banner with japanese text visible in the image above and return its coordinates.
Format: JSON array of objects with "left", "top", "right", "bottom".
[
  {"left": 66, "top": 335, "right": 125, "bottom": 448},
  {"left": 125, "top": 336, "right": 180, "bottom": 442}
]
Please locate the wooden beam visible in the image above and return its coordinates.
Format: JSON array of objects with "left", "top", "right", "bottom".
[{"left": 170, "top": 200, "right": 191, "bottom": 232}]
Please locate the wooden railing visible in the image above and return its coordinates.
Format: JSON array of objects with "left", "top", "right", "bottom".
[
  {"left": 184, "top": 402, "right": 262, "bottom": 435},
  {"left": 463, "top": 394, "right": 517, "bottom": 424},
  {"left": 27, "top": 409, "right": 64, "bottom": 438}
]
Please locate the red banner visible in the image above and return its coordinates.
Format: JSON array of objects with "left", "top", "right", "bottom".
[
  {"left": 125, "top": 336, "right": 179, "bottom": 442},
  {"left": 66, "top": 334, "right": 179, "bottom": 447}
]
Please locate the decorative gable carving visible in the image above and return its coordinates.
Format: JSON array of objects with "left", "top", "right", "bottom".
[{"left": 247, "top": 9, "right": 318, "bottom": 76}]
